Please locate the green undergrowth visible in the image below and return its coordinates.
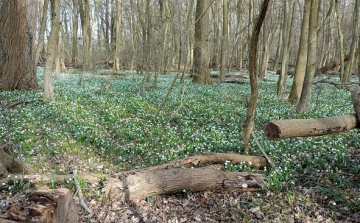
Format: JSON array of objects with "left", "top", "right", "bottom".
[{"left": 1, "top": 69, "right": 359, "bottom": 219}]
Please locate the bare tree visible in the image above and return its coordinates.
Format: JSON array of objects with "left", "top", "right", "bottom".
[
  {"left": 0, "top": 0, "right": 39, "bottom": 90},
  {"left": 242, "top": 0, "right": 270, "bottom": 153}
]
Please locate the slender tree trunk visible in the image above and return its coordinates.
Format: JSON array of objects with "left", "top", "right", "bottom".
[
  {"left": 72, "top": 0, "right": 78, "bottom": 65},
  {"left": 35, "top": 0, "right": 49, "bottom": 67},
  {"left": 0, "top": 0, "right": 39, "bottom": 90},
  {"left": 296, "top": 0, "right": 320, "bottom": 114},
  {"left": 335, "top": 0, "right": 345, "bottom": 82},
  {"left": 242, "top": 0, "right": 270, "bottom": 153},
  {"left": 105, "top": 0, "right": 110, "bottom": 51},
  {"left": 289, "top": 0, "right": 311, "bottom": 103},
  {"left": 43, "top": 0, "right": 60, "bottom": 101},
  {"left": 277, "top": 0, "right": 293, "bottom": 96},
  {"left": 82, "top": 0, "right": 92, "bottom": 70},
  {"left": 220, "top": 0, "right": 229, "bottom": 82},
  {"left": 343, "top": 0, "right": 359, "bottom": 84},
  {"left": 192, "top": 0, "right": 212, "bottom": 84},
  {"left": 114, "top": 0, "right": 122, "bottom": 71}
]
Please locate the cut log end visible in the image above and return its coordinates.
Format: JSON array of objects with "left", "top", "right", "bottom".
[{"left": 263, "top": 121, "right": 281, "bottom": 140}]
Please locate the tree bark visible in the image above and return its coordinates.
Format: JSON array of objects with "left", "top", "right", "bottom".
[
  {"left": 277, "top": 0, "right": 290, "bottom": 96},
  {"left": 114, "top": 0, "right": 122, "bottom": 71},
  {"left": 263, "top": 114, "right": 359, "bottom": 140},
  {"left": 80, "top": 0, "right": 92, "bottom": 70},
  {"left": 103, "top": 168, "right": 266, "bottom": 202},
  {"left": 296, "top": 0, "right": 320, "bottom": 113},
  {"left": 342, "top": 0, "right": 359, "bottom": 84},
  {"left": 0, "top": 0, "right": 39, "bottom": 90},
  {"left": 192, "top": 0, "right": 212, "bottom": 84},
  {"left": 219, "top": 0, "right": 229, "bottom": 82},
  {"left": 34, "top": 0, "right": 49, "bottom": 68},
  {"left": 289, "top": 0, "right": 311, "bottom": 103},
  {"left": 43, "top": 0, "right": 60, "bottom": 101},
  {"left": 71, "top": 0, "right": 78, "bottom": 64}
]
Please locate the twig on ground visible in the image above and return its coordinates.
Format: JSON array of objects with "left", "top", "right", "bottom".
[
  {"left": 73, "top": 166, "right": 93, "bottom": 214},
  {"left": 251, "top": 131, "right": 275, "bottom": 168}
]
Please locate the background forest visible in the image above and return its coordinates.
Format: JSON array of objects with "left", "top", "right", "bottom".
[{"left": 0, "top": 0, "right": 360, "bottom": 222}]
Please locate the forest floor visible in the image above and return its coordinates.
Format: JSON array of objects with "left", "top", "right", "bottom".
[{"left": 1, "top": 69, "right": 360, "bottom": 222}]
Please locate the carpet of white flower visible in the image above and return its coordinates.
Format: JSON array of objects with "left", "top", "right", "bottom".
[{"left": 1, "top": 68, "right": 359, "bottom": 222}]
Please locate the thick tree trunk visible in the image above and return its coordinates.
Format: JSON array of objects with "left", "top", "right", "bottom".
[
  {"left": 0, "top": 0, "right": 39, "bottom": 90},
  {"left": 43, "top": 0, "right": 60, "bottom": 101},
  {"left": 289, "top": 0, "right": 311, "bottom": 103},
  {"left": 192, "top": 0, "right": 212, "bottom": 84},
  {"left": 296, "top": 0, "right": 320, "bottom": 113},
  {"left": 263, "top": 114, "right": 359, "bottom": 140}
]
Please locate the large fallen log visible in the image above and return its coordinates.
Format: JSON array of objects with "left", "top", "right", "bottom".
[
  {"left": 103, "top": 167, "right": 266, "bottom": 202},
  {"left": 263, "top": 114, "right": 359, "bottom": 140},
  {"left": 105, "top": 153, "right": 267, "bottom": 202}
]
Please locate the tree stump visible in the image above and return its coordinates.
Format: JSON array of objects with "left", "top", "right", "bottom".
[{"left": 0, "top": 188, "right": 78, "bottom": 223}]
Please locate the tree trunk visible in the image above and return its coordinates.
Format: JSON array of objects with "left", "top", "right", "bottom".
[
  {"left": 263, "top": 114, "right": 359, "bottom": 140},
  {"left": 335, "top": 0, "right": 345, "bottom": 82},
  {"left": 296, "top": 0, "right": 319, "bottom": 114},
  {"left": 242, "top": 0, "right": 270, "bottom": 153},
  {"left": 114, "top": 0, "right": 122, "bottom": 71},
  {"left": 71, "top": 0, "right": 78, "bottom": 64},
  {"left": 0, "top": 0, "right": 39, "bottom": 90},
  {"left": 289, "top": 0, "right": 311, "bottom": 103},
  {"left": 81, "top": 0, "right": 92, "bottom": 70},
  {"left": 34, "top": 0, "right": 49, "bottom": 68},
  {"left": 192, "top": 0, "right": 212, "bottom": 84},
  {"left": 43, "top": 0, "right": 60, "bottom": 101},
  {"left": 277, "top": 0, "right": 290, "bottom": 96},
  {"left": 342, "top": 0, "right": 359, "bottom": 84},
  {"left": 220, "top": 0, "right": 229, "bottom": 82}
]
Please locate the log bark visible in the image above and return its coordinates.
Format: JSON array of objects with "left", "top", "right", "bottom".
[
  {"left": 0, "top": 188, "right": 78, "bottom": 223},
  {"left": 114, "top": 153, "right": 267, "bottom": 177},
  {"left": 103, "top": 167, "right": 266, "bottom": 202},
  {"left": 263, "top": 114, "right": 359, "bottom": 140}
]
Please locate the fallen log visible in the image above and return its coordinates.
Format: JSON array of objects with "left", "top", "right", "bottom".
[
  {"left": 0, "top": 188, "right": 78, "bottom": 223},
  {"left": 263, "top": 114, "right": 359, "bottom": 140},
  {"left": 103, "top": 167, "right": 266, "bottom": 202}
]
